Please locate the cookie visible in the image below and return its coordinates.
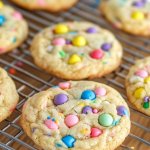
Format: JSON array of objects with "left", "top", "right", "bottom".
[
  {"left": 20, "top": 81, "right": 130, "bottom": 150},
  {"left": 11, "top": 0, "right": 78, "bottom": 12},
  {"left": 100, "top": 0, "right": 150, "bottom": 36},
  {"left": 30, "top": 21, "right": 123, "bottom": 80},
  {"left": 0, "top": 67, "right": 19, "bottom": 122},
  {"left": 125, "top": 57, "right": 150, "bottom": 116},
  {"left": 0, "top": 2, "right": 28, "bottom": 53}
]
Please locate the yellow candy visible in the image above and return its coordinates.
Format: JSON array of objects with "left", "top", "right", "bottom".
[
  {"left": 0, "top": 1, "right": 4, "bottom": 8},
  {"left": 72, "top": 36, "right": 86, "bottom": 47},
  {"left": 81, "top": 130, "right": 85, "bottom": 134},
  {"left": 68, "top": 54, "right": 82, "bottom": 64},
  {"left": 134, "top": 88, "right": 145, "bottom": 99},
  {"left": 144, "top": 77, "right": 150, "bottom": 83},
  {"left": 78, "top": 103, "right": 85, "bottom": 106},
  {"left": 55, "top": 24, "right": 69, "bottom": 34},
  {"left": 132, "top": 11, "right": 145, "bottom": 20}
]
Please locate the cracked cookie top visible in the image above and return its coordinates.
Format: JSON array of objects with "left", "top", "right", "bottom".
[{"left": 21, "top": 81, "right": 130, "bottom": 150}]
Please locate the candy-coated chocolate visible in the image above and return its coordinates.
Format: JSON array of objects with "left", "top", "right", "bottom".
[
  {"left": 0, "top": 14, "right": 5, "bottom": 26},
  {"left": 12, "top": 12, "right": 23, "bottom": 20},
  {"left": 54, "top": 94, "right": 68, "bottom": 105},
  {"left": 55, "top": 24, "right": 69, "bottom": 34},
  {"left": 59, "top": 82, "right": 70, "bottom": 90},
  {"left": 135, "top": 70, "right": 148, "bottom": 78},
  {"left": 144, "top": 96, "right": 149, "bottom": 102},
  {"left": 86, "top": 27, "right": 98, "bottom": 33},
  {"left": 144, "top": 77, "right": 150, "bottom": 83},
  {"left": 132, "top": 11, "right": 145, "bottom": 20},
  {"left": 62, "top": 135, "right": 76, "bottom": 148},
  {"left": 72, "top": 36, "right": 86, "bottom": 47},
  {"left": 68, "top": 54, "right": 82, "bottom": 64},
  {"left": 45, "top": 119, "right": 58, "bottom": 129},
  {"left": 90, "top": 49, "right": 104, "bottom": 59},
  {"left": 93, "top": 109, "right": 98, "bottom": 114},
  {"left": 0, "top": 1, "right": 4, "bottom": 8},
  {"left": 91, "top": 128, "right": 102, "bottom": 138},
  {"left": 134, "top": 87, "right": 145, "bottom": 99},
  {"left": 117, "top": 106, "right": 129, "bottom": 116},
  {"left": 132, "top": 1, "right": 143, "bottom": 7},
  {"left": 81, "top": 90, "right": 96, "bottom": 100},
  {"left": 99, "top": 114, "right": 113, "bottom": 127},
  {"left": 65, "top": 115, "right": 79, "bottom": 127},
  {"left": 94, "top": 87, "right": 106, "bottom": 96},
  {"left": 101, "top": 43, "right": 112, "bottom": 51},
  {"left": 82, "top": 106, "right": 93, "bottom": 114},
  {"left": 52, "top": 38, "right": 66, "bottom": 45},
  {"left": 143, "top": 102, "right": 149, "bottom": 109}
]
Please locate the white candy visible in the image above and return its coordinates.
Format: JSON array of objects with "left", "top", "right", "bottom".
[
  {"left": 46, "top": 45, "right": 54, "bottom": 52},
  {"left": 103, "top": 101, "right": 110, "bottom": 105},
  {"left": 130, "top": 75, "right": 144, "bottom": 83}
]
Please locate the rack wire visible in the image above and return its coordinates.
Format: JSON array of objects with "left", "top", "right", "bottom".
[{"left": 0, "top": 0, "right": 150, "bottom": 149}]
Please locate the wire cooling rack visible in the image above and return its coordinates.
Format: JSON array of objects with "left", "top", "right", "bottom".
[{"left": 0, "top": 0, "right": 150, "bottom": 150}]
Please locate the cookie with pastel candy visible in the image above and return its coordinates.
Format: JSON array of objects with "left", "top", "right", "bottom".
[
  {"left": 0, "top": 1, "right": 28, "bottom": 53},
  {"left": 125, "top": 57, "right": 150, "bottom": 116},
  {"left": 20, "top": 81, "right": 130, "bottom": 150},
  {"left": 11, "top": 0, "right": 78, "bottom": 12},
  {"left": 100, "top": 0, "right": 150, "bottom": 36},
  {"left": 30, "top": 21, "right": 123, "bottom": 80}
]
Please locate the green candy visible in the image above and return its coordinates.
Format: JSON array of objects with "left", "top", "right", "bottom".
[
  {"left": 59, "top": 51, "right": 66, "bottom": 57},
  {"left": 99, "top": 114, "right": 113, "bottom": 127},
  {"left": 143, "top": 102, "right": 149, "bottom": 109}
]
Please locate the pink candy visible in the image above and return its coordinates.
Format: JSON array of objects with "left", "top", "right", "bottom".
[
  {"left": 93, "top": 109, "right": 98, "bottom": 114},
  {"left": 52, "top": 38, "right": 66, "bottom": 45},
  {"left": 12, "top": 12, "right": 23, "bottom": 20},
  {"left": 65, "top": 115, "right": 79, "bottom": 128},
  {"left": 135, "top": 70, "right": 148, "bottom": 78},
  {"left": 11, "top": 106, "right": 15, "bottom": 111},
  {"left": 90, "top": 49, "right": 104, "bottom": 59},
  {"left": 59, "top": 82, "right": 70, "bottom": 90},
  {"left": 37, "top": 0, "right": 46, "bottom": 5},
  {"left": 45, "top": 119, "right": 58, "bottom": 129},
  {"left": 91, "top": 128, "right": 102, "bottom": 138},
  {"left": 0, "top": 47, "right": 6, "bottom": 52},
  {"left": 94, "top": 87, "right": 106, "bottom": 96}
]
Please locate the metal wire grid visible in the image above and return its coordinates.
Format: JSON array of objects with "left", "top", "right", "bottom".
[{"left": 0, "top": 0, "right": 150, "bottom": 149}]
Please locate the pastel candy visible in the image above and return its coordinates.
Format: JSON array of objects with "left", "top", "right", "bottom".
[
  {"left": 144, "top": 77, "right": 150, "bottom": 83},
  {"left": 65, "top": 115, "right": 79, "bottom": 127},
  {"left": 117, "top": 106, "right": 129, "bottom": 117},
  {"left": 82, "top": 106, "right": 93, "bottom": 114},
  {"left": 99, "top": 114, "right": 113, "bottom": 127},
  {"left": 91, "top": 128, "right": 102, "bottom": 138},
  {"left": 0, "top": 14, "right": 5, "bottom": 26},
  {"left": 94, "top": 87, "right": 106, "bottom": 96},
  {"left": 132, "top": 1, "right": 143, "bottom": 7},
  {"left": 81, "top": 90, "right": 96, "bottom": 100},
  {"left": 86, "top": 27, "right": 98, "bottom": 33},
  {"left": 45, "top": 119, "right": 58, "bottom": 129},
  {"left": 93, "top": 109, "right": 98, "bottom": 114},
  {"left": 68, "top": 54, "right": 82, "bottom": 64},
  {"left": 134, "top": 88, "right": 145, "bottom": 99},
  {"left": 52, "top": 38, "right": 66, "bottom": 45},
  {"left": 101, "top": 43, "right": 112, "bottom": 51},
  {"left": 54, "top": 94, "right": 68, "bottom": 105},
  {"left": 135, "top": 70, "right": 148, "bottom": 78},
  {"left": 0, "top": 1, "right": 4, "bottom": 8},
  {"left": 55, "top": 24, "right": 69, "bottom": 34},
  {"left": 59, "top": 82, "right": 70, "bottom": 90},
  {"left": 132, "top": 11, "right": 145, "bottom": 20},
  {"left": 12, "top": 12, "right": 23, "bottom": 20},
  {"left": 90, "top": 49, "right": 104, "bottom": 59},
  {"left": 62, "top": 135, "right": 76, "bottom": 148},
  {"left": 72, "top": 36, "right": 86, "bottom": 47},
  {"left": 144, "top": 96, "right": 149, "bottom": 102}
]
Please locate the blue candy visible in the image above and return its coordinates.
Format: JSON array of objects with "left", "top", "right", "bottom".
[
  {"left": 81, "top": 90, "right": 96, "bottom": 100},
  {"left": 52, "top": 85, "right": 59, "bottom": 88},
  {"left": 112, "top": 119, "right": 120, "bottom": 126},
  {"left": 0, "top": 14, "right": 5, "bottom": 26},
  {"left": 123, "top": 109, "right": 129, "bottom": 117},
  {"left": 62, "top": 135, "right": 76, "bottom": 148}
]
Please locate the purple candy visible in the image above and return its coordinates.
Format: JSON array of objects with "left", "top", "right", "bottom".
[
  {"left": 66, "top": 40, "right": 71, "bottom": 44},
  {"left": 82, "top": 106, "right": 93, "bottom": 114},
  {"left": 86, "top": 27, "right": 98, "bottom": 33},
  {"left": 101, "top": 43, "right": 112, "bottom": 51},
  {"left": 144, "top": 96, "right": 149, "bottom": 102},
  {"left": 54, "top": 94, "right": 68, "bottom": 106},
  {"left": 142, "top": 0, "right": 147, "bottom": 3},
  {"left": 132, "top": 1, "right": 144, "bottom": 7},
  {"left": 117, "top": 106, "right": 127, "bottom": 116}
]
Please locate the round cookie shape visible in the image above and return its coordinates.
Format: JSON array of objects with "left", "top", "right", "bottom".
[
  {"left": 0, "top": 3, "right": 28, "bottom": 53},
  {"left": 0, "top": 67, "right": 19, "bottom": 122},
  {"left": 20, "top": 81, "right": 130, "bottom": 150},
  {"left": 30, "top": 21, "right": 123, "bottom": 80},
  {"left": 125, "top": 57, "right": 150, "bottom": 116},
  {"left": 11, "top": 0, "right": 78, "bottom": 12},
  {"left": 100, "top": 0, "right": 150, "bottom": 36}
]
